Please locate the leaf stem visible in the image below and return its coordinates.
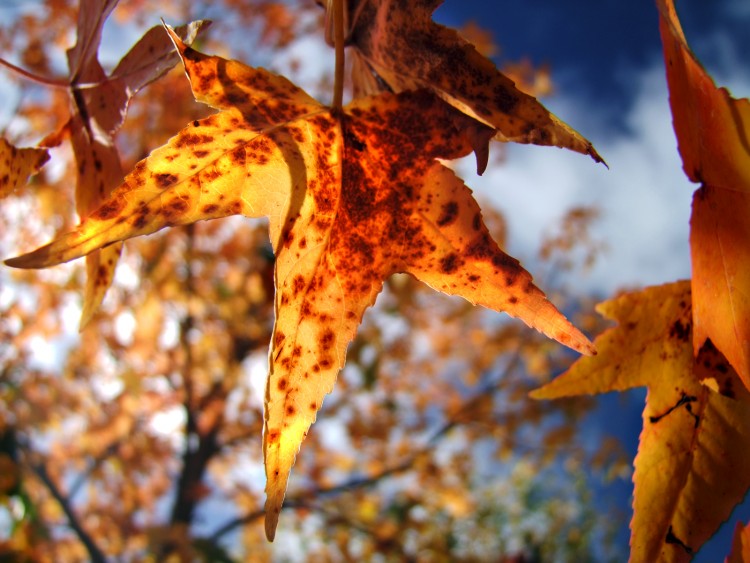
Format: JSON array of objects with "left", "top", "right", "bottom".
[
  {"left": 331, "top": 0, "right": 345, "bottom": 110},
  {"left": 0, "top": 57, "right": 68, "bottom": 88}
]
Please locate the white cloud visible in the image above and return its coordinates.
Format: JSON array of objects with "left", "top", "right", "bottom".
[
  {"left": 722, "top": 0, "right": 750, "bottom": 19},
  {"left": 458, "top": 62, "right": 746, "bottom": 296}
]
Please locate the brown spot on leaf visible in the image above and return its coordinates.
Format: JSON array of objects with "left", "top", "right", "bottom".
[
  {"left": 155, "top": 173, "right": 178, "bottom": 188},
  {"left": 92, "top": 199, "right": 125, "bottom": 220},
  {"left": 440, "top": 253, "right": 461, "bottom": 274},
  {"left": 165, "top": 198, "right": 190, "bottom": 218},
  {"left": 669, "top": 319, "right": 691, "bottom": 342},
  {"left": 320, "top": 329, "right": 335, "bottom": 348},
  {"left": 292, "top": 275, "right": 305, "bottom": 296},
  {"left": 274, "top": 331, "right": 285, "bottom": 347},
  {"left": 437, "top": 201, "right": 459, "bottom": 226}
]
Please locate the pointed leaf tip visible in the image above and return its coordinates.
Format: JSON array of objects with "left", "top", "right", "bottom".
[{"left": 264, "top": 503, "right": 279, "bottom": 542}]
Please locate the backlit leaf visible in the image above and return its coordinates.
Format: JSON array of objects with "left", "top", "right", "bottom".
[
  {"left": 532, "top": 282, "right": 750, "bottom": 561},
  {"left": 346, "top": 0, "right": 604, "bottom": 164},
  {"left": 658, "top": 0, "right": 750, "bottom": 390},
  {"left": 6, "top": 28, "right": 594, "bottom": 541}
]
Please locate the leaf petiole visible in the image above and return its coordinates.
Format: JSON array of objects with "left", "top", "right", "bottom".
[{"left": 331, "top": 0, "right": 345, "bottom": 110}]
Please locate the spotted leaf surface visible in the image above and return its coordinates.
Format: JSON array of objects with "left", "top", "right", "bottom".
[
  {"left": 532, "top": 282, "right": 750, "bottom": 561},
  {"left": 347, "top": 0, "right": 604, "bottom": 163},
  {"left": 659, "top": 0, "right": 750, "bottom": 391},
  {"left": 0, "top": 138, "right": 49, "bottom": 198},
  {"left": 7, "top": 30, "right": 594, "bottom": 541}
]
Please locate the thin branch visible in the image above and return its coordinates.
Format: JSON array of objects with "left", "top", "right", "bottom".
[
  {"left": 28, "top": 461, "right": 107, "bottom": 563},
  {"left": 429, "top": 346, "right": 523, "bottom": 444},
  {"left": 331, "top": 0, "right": 345, "bottom": 110},
  {"left": 208, "top": 459, "right": 414, "bottom": 542},
  {"left": 168, "top": 224, "right": 225, "bottom": 529},
  {"left": 68, "top": 441, "right": 121, "bottom": 499},
  {"left": 0, "top": 57, "right": 69, "bottom": 87},
  {"left": 208, "top": 342, "right": 528, "bottom": 544}
]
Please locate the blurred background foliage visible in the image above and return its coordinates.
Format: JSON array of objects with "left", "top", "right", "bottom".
[{"left": 0, "top": 0, "right": 628, "bottom": 560}]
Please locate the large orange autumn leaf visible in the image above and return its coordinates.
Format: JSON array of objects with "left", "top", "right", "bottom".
[
  {"left": 532, "top": 282, "right": 750, "bottom": 561},
  {"left": 658, "top": 0, "right": 750, "bottom": 390},
  {"left": 345, "top": 0, "right": 604, "bottom": 165},
  {"left": 6, "top": 29, "right": 594, "bottom": 540}
]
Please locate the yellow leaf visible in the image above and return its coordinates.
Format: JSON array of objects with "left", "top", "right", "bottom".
[
  {"left": 347, "top": 0, "right": 604, "bottom": 164},
  {"left": 658, "top": 0, "right": 750, "bottom": 389},
  {"left": 0, "top": 138, "right": 49, "bottom": 198},
  {"left": 532, "top": 281, "right": 750, "bottom": 561},
  {"left": 7, "top": 27, "right": 594, "bottom": 541}
]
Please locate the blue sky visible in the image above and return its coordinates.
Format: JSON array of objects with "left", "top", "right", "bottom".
[{"left": 438, "top": 0, "right": 750, "bottom": 129}]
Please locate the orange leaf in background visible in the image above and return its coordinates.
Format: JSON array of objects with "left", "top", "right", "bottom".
[
  {"left": 6, "top": 28, "right": 594, "bottom": 541},
  {"left": 727, "top": 521, "right": 750, "bottom": 563},
  {"left": 531, "top": 282, "right": 750, "bottom": 561},
  {"left": 345, "top": 0, "right": 604, "bottom": 165},
  {"left": 658, "top": 0, "right": 750, "bottom": 390},
  {"left": 0, "top": 138, "right": 49, "bottom": 199},
  {"left": 64, "top": 0, "right": 209, "bottom": 327}
]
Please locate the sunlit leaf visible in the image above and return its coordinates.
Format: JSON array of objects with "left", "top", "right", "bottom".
[
  {"left": 7, "top": 27, "right": 594, "bottom": 541},
  {"left": 532, "top": 282, "right": 750, "bottom": 561},
  {"left": 658, "top": 0, "right": 750, "bottom": 390}
]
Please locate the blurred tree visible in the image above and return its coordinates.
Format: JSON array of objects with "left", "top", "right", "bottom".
[{"left": 0, "top": 1, "right": 626, "bottom": 560}]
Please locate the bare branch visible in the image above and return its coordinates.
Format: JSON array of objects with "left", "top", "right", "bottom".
[{"left": 27, "top": 461, "right": 107, "bottom": 563}]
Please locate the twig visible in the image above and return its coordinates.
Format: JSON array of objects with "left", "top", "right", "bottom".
[
  {"left": 208, "top": 339, "right": 527, "bottom": 544},
  {"left": 168, "top": 225, "right": 225, "bottom": 528},
  {"left": 208, "top": 459, "right": 414, "bottom": 542},
  {"left": 28, "top": 461, "right": 108, "bottom": 563},
  {"left": 68, "top": 441, "right": 121, "bottom": 499},
  {"left": 0, "top": 57, "right": 68, "bottom": 87}
]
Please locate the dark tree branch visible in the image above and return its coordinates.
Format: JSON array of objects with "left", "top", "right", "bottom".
[
  {"left": 168, "top": 224, "right": 226, "bottom": 528},
  {"left": 28, "top": 461, "right": 107, "bottom": 563},
  {"left": 207, "top": 344, "right": 528, "bottom": 545},
  {"left": 208, "top": 459, "right": 415, "bottom": 542},
  {"left": 68, "top": 441, "right": 121, "bottom": 499}
]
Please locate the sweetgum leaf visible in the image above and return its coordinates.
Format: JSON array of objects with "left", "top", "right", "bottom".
[
  {"left": 658, "top": 0, "right": 750, "bottom": 390},
  {"left": 7, "top": 28, "right": 594, "bottom": 540},
  {"left": 346, "top": 0, "right": 605, "bottom": 164},
  {"left": 532, "top": 282, "right": 750, "bottom": 561}
]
